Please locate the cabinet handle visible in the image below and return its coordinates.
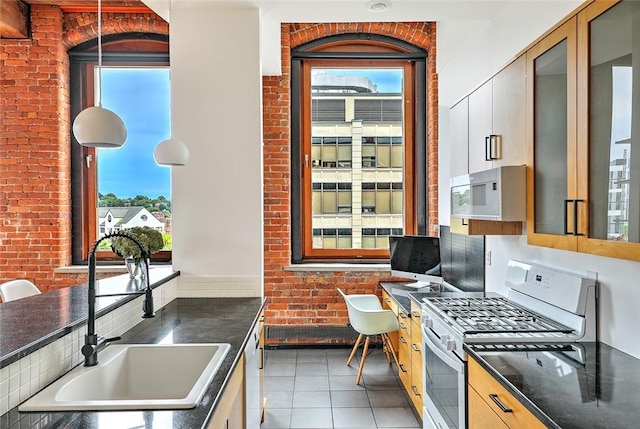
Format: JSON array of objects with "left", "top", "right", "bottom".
[
  {"left": 485, "top": 135, "right": 499, "bottom": 161},
  {"left": 399, "top": 312, "right": 408, "bottom": 319},
  {"left": 399, "top": 364, "right": 407, "bottom": 373},
  {"left": 411, "top": 386, "right": 421, "bottom": 397},
  {"left": 399, "top": 322, "right": 408, "bottom": 330},
  {"left": 563, "top": 199, "right": 585, "bottom": 236},
  {"left": 485, "top": 135, "right": 492, "bottom": 161},
  {"left": 400, "top": 337, "right": 407, "bottom": 344},
  {"left": 411, "top": 343, "right": 421, "bottom": 352},
  {"left": 574, "top": 199, "right": 584, "bottom": 236},
  {"left": 489, "top": 394, "right": 513, "bottom": 413},
  {"left": 411, "top": 311, "right": 420, "bottom": 318}
]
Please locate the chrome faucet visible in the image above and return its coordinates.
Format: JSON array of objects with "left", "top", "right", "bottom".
[{"left": 81, "top": 231, "right": 155, "bottom": 367}]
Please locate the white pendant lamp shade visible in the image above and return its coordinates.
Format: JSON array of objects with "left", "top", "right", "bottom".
[
  {"left": 154, "top": 137, "right": 189, "bottom": 166},
  {"left": 72, "top": 106, "right": 127, "bottom": 148}
]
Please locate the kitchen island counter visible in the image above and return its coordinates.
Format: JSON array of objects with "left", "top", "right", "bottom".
[{"left": 1, "top": 296, "right": 265, "bottom": 429}]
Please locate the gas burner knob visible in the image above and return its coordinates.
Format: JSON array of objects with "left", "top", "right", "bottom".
[
  {"left": 422, "top": 315, "right": 433, "bottom": 329},
  {"left": 445, "top": 339, "right": 457, "bottom": 351},
  {"left": 440, "top": 334, "right": 449, "bottom": 345}
]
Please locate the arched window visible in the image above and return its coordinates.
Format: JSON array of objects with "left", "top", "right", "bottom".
[
  {"left": 70, "top": 34, "right": 170, "bottom": 263},
  {"left": 291, "top": 34, "right": 429, "bottom": 262}
]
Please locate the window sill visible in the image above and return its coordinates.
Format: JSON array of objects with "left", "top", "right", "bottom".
[
  {"left": 284, "top": 263, "right": 390, "bottom": 272},
  {"left": 54, "top": 264, "right": 171, "bottom": 274}
]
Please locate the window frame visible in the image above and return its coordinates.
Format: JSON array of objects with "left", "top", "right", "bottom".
[
  {"left": 69, "top": 34, "right": 171, "bottom": 264},
  {"left": 291, "top": 34, "right": 429, "bottom": 262}
]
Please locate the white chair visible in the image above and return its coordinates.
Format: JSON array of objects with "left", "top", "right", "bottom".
[
  {"left": 337, "top": 288, "right": 399, "bottom": 384},
  {"left": 0, "top": 279, "right": 41, "bottom": 302}
]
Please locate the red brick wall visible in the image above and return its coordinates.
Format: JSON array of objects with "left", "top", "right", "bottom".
[
  {"left": 263, "top": 22, "right": 438, "bottom": 342},
  {"left": 0, "top": 6, "right": 167, "bottom": 294}
]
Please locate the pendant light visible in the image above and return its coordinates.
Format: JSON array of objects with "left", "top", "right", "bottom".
[
  {"left": 72, "top": 0, "right": 127, "bottom": 148},
  {"left": 153, "top": 0, "right": 189, "bottom": 166},
  {"left": 154, "top": 137, "right": 189, "bottom": 166}
]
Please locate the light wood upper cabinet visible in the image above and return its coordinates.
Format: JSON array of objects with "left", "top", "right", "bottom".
[
  {"left": 527, "top": 0, "right": 640, "bottom": 262},
  {"left": 526, "top": 17, "right": 578, "bottom": 251}
]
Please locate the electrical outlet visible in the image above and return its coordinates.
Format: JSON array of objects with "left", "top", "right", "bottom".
[{"left": 486, "top": 250, "right": 492, "bottom": 266}]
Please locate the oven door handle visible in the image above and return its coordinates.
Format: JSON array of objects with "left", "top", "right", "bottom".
[{"left": 422, "top": 325, "right": 464, "bottom": 373}]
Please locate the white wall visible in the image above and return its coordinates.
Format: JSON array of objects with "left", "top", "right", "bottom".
[
  {"left": 437, "top": 0, "right": 640, "bottom": 359},
  {"left": 169, "top": 3, "right": 263, "bottom": 290},
  {"left": 437, "top": 1, "right": 582, "bottom": 106}
]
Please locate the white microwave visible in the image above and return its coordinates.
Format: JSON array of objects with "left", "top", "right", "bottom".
[{"left": 450, "top": 165, "right": 526, "bottom": 221}]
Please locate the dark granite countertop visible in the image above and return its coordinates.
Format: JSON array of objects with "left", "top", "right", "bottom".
[
  {"left": 0, "top": 268, "right": 179, "bottom": 368},
  {"left": 1, "top": 297, "right": 265, "bottom": 429},
  {"left": 380, "top": 281, "right": 481, "bottom": 315},
  {"left": 465, "top": 342, "right": 640, "bottom": 429}
]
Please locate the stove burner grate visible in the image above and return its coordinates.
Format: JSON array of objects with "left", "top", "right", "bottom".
[{"left": 425, "top": 296, "right": 574, "bottom": 335}]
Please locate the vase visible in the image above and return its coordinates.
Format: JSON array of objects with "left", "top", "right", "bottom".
[{"left": 125, "top": 257, "right": 148, "bottom": 279}]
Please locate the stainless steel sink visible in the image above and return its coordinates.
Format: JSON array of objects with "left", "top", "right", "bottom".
[{"left": 19, "top": 343, "right": 230, "bottom": 411}]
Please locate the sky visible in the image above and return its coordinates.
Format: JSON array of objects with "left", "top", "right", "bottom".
[
  {"left": 320, "top": 68, "right": 403, "bottom": 93},
  {"left": 98, "top": 68, "right": 172, "bottom": 199}
]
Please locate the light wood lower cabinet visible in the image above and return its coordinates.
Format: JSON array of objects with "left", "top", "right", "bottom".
[
  {"left": 208, "top": 358, "right": 245, "bottom": 429},
  {"left": 468, "top": 356, "right": 545, "bottom": 429},
  {"left": 382, "top": 288, "right": 423, "bottom": 416}
]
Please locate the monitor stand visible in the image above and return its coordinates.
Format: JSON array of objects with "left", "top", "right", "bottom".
[{"left": 404, "top": 281, "right": 430, "bottom": 289}]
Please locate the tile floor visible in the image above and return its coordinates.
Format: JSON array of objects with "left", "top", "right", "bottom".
[{"left": 261, "top": 346, "right": 422, "bottom": 429}]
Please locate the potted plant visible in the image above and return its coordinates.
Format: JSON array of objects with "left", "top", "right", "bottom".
[{"left": 111, "top": 227, "right": 165, "bottom": 278}]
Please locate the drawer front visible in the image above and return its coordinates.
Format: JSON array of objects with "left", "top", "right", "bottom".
[
  {"left": 382, "top": 290, "right": 398, "bottom": 315},
  {"left": 410, "top": 300, "right": 422, "bottom": 320},
  {"left": 468, "top": 358, "right": 546, "bottom": 429},
  {"left": 468, "top": 385, "right": 509, "bottom": 429},
  {"left": 398, "top": 336, "right": 411, "bottom": 390},
  {"left": 410, "top": 356, "right": 423, "bottom": 411}
]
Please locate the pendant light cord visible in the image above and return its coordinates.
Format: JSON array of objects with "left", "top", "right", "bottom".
[{"left": 97, "top": 0, "right": 103, "bottom": 107}]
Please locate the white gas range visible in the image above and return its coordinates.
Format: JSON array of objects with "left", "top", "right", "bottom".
[{"left": 418, "top": 259, "right": 598, "bottom": 429}]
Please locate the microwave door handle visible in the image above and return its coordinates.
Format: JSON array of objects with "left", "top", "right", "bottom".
[{"left": 422, "top": 326, "right": 464, "bottom": 373}]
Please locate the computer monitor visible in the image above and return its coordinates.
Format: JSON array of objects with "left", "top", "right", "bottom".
[{"left": 389, "top": 235, "right": 443, "bottom": 289}]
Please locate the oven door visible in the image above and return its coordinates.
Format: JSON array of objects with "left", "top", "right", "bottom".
[{"left": 422, "top": 324, "right": 466, "bottom": 429}]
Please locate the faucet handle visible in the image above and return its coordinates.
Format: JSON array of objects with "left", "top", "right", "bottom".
[{"left": 105, "top": 336, "right": 122, "bottom": 343}]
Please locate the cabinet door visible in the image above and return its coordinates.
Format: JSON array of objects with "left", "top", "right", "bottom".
[
  {"left": 450, "top": 98, "right": 470, "bottom": 177},
  {"left": 468, "top": 386, "right": 509, "bottom": 429},
  {"left": 526, "top": 17, "right": 579, "bottom": 251},
  {"left": 468, "top": 357, "right": 546, "bottom": 429},
  {"left": 468, "top": 81, "right": 494, "bottom": 174},
  {"left": 576, "top": 0, "right": 640, "bottom": 262},
  {"left": 493, "top": 55, "right": 527, "bottom": 168}
]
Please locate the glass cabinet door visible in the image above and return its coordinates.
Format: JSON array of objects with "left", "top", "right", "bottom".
[
  {"left": 577, "top": 0, "right": 640, "bottom": 261},
  {"left": 527, "top": 18, "right": 578, "bottom": 250}
]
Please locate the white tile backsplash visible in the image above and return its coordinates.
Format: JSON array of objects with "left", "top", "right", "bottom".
[
  {"left": 0, "top": 278, "right": 178, "bottom": 417},
  {"left": 178, "top": 275, "right": 262, "bottom": 298}
]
